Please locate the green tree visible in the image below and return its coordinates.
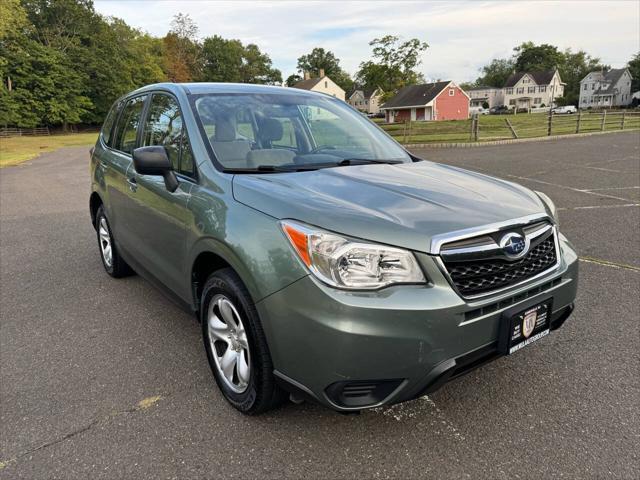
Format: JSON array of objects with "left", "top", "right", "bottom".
[
  {"left": 163, "top": 13, "right": 200, "bottom": 82},
  {"left": 513, "top": 42, "right": 564, "bottom": 72},
  {"left": 628, "top": 51, "right": 640, "bottom": 93},
  {"left": 559, "top": 48, "right": 608, "bottom": 106},
  {"left": 199, "top": 35, "right": 281, "bottom": 84},
  {"left": 355, "top": 35, "right": 428, "bottom": 96},
  {"left": 286, "top": 73, "right": 302, "bottom": 87},
  {"left": 296, "top": 47, "right": 353, "bottom": 92},
  {"left": 475, "top": 58, "right": 515, "bottom": 87}
]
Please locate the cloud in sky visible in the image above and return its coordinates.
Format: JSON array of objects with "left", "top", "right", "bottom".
[{"left": 94, "top": 0, "right": 639, "bottom": 82}]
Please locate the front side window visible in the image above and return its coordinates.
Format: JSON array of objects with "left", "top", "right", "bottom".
[
  {"left": 114, "top": 95, "right": 147, "bottom": 155},
  {"left": 142, "top": 93, "right": 195, "bottom": 177},
  {"left": 192, "top": 92, "right": 411, "bottom": 172}
]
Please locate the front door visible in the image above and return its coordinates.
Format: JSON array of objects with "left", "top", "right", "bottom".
[{"left": 124, "top": 93, "right": 196, "bottom": 300}]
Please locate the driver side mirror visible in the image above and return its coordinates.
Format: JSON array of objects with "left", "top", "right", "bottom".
[{"left": 132, "top": 146, "right": 179, "bottom": 192}]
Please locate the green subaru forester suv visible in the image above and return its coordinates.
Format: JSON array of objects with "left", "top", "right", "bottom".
[{"left": 90, "top": 83, "right": 578, "bottom": 414}]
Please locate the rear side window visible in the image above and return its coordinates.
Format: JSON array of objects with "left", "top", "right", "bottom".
[
  {"left": 142, "top": 93, "right": 195, "bottom": 177},
  {"left": 114, "top": 95, "right": 147, "bottom": 155},
  {"left": 100, "top": 101, "right": 121, "bottom": 147}
]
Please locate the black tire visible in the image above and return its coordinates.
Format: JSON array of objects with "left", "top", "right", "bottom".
[
  {"left": 201, "top": 268, "right": 286, "bottom": 414},
  {"left": 95, "top": 205, "right": 134, "bottom": 278}
]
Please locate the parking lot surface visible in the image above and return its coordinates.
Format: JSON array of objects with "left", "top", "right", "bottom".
[{"left": 1, "top": 132, "right": 639, "bottom": 479}]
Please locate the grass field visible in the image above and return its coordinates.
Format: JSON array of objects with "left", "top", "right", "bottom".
[
  {"left": 0, "top": 132, "right": 98, "bottom": 167},
  {"left": 378, "top": 111, "right": 640, "bottom": 144}
]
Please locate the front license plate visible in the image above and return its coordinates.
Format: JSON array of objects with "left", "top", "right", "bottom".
[{"left": 499, "top": 299, "right": 553, "bottom": 355}]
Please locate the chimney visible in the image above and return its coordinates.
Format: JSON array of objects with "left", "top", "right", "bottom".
[
  {"left": 303, "top": 71, "right": 310, "bottom": 80},
  {"left": 319, "top": 68, "right": 325, "bottom": 78}
]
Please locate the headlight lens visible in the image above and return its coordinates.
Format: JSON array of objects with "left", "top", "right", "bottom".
[
  {"left": 535, "top": 191, "right": 559, "bottom": 226},
  {"left": 281, "top": 220, "right": 426, "bottom": 290}
]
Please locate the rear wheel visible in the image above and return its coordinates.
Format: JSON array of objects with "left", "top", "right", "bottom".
[
  {"left": 95, "top": 206, "right": 133, "bottom": 278},
  {"left": 201, "top": 268, "right": 286, "bottom": 414}
]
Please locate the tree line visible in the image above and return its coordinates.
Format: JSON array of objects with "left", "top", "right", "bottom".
[
  {"left": 464, "top": 42, "right": 640, "bottom": 107},
  {"left": 0, "top": 0, "right": 429, "bottom": 129}
]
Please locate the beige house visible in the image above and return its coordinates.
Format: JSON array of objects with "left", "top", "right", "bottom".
[
  {"left": 503, "top": 69, "right": 565, "bottom": 110},
  {"left": 467, "top": 86, "right": 504, "bottom": 109},
  {"left": 347, "top": 87, "right": 383, "bottom": 114},
  {"left": 292, "top": 69, "right": 346, "bottom": 101}
]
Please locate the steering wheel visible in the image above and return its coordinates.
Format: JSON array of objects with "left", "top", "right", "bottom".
[{"left": 308, "top": 145, "right": 337, "bottom": 154}]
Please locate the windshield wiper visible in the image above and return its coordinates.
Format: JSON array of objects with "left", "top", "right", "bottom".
[
  {"left": 337, "top": 158, "right": 404, "bottom": 166},
  {"left": 222, "top": 164, "right": 320, "bottom": 174}
]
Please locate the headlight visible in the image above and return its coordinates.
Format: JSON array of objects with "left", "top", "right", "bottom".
[
  {"left": 281, "top": 220, "right": 426, "bottom": 290},
  {"left": 535, "top": 191, "right": 559, "bottom": 226}
]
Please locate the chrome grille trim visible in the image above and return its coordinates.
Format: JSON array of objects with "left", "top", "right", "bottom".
[{"left": 436, "top": 223, "right": 561, "bottom": 300}]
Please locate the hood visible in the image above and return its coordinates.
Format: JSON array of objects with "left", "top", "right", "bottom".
[{"left": 232, "top": 161, "right": 548, "bottom": 253}]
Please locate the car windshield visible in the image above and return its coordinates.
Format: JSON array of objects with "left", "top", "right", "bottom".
[{"left": 191, "top": 92, "right": 411, "bottom": 172}]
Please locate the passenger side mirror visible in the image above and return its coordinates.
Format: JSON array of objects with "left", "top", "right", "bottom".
[{"left": 132, "top": 146, "right": 179, "bottom": 192}]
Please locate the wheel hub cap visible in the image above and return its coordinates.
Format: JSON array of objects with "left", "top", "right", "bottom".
[{"left": 207, "top": 295, "right": 251, "bottom": 393}]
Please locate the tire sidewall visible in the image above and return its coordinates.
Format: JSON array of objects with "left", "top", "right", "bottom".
[{"left": 201, "top": 275, "right": 259, "bottom": 412}]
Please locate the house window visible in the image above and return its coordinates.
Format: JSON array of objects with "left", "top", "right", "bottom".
[
  {"left": 509, "top": 99, "right": 516, "bottom": 105},
  {"left": 583, "top": 84, "right": 588, "bottom": 91},
  {"left": 449, "top": 89, "right": 455, "bottom": 96},
  {"left": 539, "top": 86, "right": 546, "bottom": 93},
  {"left": 591, "top": 84, "right": 594, "bottom": 90},
  {"left": 506, "top": 88, "right": 513, "bottom": 94},
  {"left": 528, "top": 86, "right": 536, "bottom": 93},
  {"left": 325, "top": 81, "right": 328, "bottom": 88},
  {"left": 534, "top": 97, "right": 542, "bottom": 104},
  {"left": 517, "top": 87, "right": 524, "bottom": 94}
]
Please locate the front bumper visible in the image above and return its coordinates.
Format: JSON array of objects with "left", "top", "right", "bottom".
[{"left": 256, "top": 234, "right": 578, "bottom": 411}]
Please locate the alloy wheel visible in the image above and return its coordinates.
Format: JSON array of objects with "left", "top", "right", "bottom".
[
  {"left": 98, "top": 217, "right": 113, "bottom": 268},
  {"left": 207, "top": 294, "right": 251, "bottom": 393}
]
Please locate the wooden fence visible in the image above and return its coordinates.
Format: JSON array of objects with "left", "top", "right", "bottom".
[
  {"left": 0, "top": 127, "right": 50, "bottom": 138},
  {"left": 381, "top": 111, "right": 640, "bottom": 144}
]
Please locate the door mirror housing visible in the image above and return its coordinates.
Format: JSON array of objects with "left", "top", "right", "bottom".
[{"left": 132, "top": 146, "right": 179, "bottom": 192}]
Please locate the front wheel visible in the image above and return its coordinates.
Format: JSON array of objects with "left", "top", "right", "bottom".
[
  {"left": 95, "top": 206, "right": 134, "bottom": 278},
  {"left": 201, "top": 268, "right": 286, "bottom": 414}
]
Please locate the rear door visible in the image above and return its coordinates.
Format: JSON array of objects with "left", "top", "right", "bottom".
[{"left": 123, "top": 92, "right": 195, "bottom": 300}]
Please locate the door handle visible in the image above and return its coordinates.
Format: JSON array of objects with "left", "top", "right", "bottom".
[{"left": 127, "top": 177, "right": 137, "bottom": 192}]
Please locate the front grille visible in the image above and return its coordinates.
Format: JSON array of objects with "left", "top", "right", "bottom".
[{"left": 442, "top": 231, "right": 557, "bottom": 297}]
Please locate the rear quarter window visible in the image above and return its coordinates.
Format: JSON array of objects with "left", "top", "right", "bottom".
[{"left": 100, "top": 101, "right": 121, "bottom": 147}]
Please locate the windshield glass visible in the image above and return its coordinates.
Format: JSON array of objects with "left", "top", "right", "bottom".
[{"left": 191, "top": 92, "right": 411, "bottom": 171}]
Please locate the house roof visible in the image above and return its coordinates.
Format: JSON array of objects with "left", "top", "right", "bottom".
[
  {"left": 292, "top": 76, "right": 325, "bottom": 90},
  {"left": 504, "top": 69, "right": 558, "bottom": 87},
  {"left": 348, "top": 87, "right": 381, "bottom": 99},
  {"left": 381, "top": 81, "right": 451, "bottom": 109},
  {"left": 592, "top": 68, "right": 630, "bottom": 95}
]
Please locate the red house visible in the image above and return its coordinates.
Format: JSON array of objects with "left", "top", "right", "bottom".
[{"left": 381, "top": 81, "right": 470, "bottom": 123}]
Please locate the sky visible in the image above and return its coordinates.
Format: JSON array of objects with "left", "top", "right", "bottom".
[{"left": 93, "top": 0, "right": 640, "bottom": 83}]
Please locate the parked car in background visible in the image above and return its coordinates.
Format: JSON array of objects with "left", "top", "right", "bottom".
[
  {"left": 469, "top": 106, "right": 489, "bottom": 115},
  {"left": 90, "top": 82, "right": 578, "bottom": 415},
  {"left": 552, "top": 105, "right": 577, "bottom": 114},
  {"left": 490, "top": 105, "right": 509, "bottom": 115}
]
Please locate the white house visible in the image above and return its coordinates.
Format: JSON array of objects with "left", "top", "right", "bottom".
[
  {"left": 579, "top": 68, "right": 633, "bottom": 108},
  {"left": 467, "top": 86, "right": 504, "bottom": 109},
  {"left": 347, "top": 87, "right": 384, "bottom": 114},
  {"left": 292, "top": 69, "right": 346, "bottom": 101},
  {"left": 502, "top": 69, "right": 564, "bottom": 110}
]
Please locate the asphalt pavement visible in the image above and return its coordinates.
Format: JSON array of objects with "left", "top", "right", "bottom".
[{"left": 1, "top": 132, "right": 639, "bottom": 479}]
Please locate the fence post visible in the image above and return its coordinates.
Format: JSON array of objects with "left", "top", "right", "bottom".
[
  {"left": 474, "top": 114, "right": 479, "bottom": 141},
  {"left": 621, "top": 112, "right": 626, "bottom": 130},
  {"left": 547, "top": 110, "right": 553, "bottom": 136},
  {"left": 403, "top": 121, "right": 407, "bottom": 143},
  {"left": 505, "top": 118, "right": 518, "bottom": 139},
  {"left": 409, "top": 120, "right": 413, "bottom": 142},
  {"left": 576, "top": 111, "right": 581, "bottom": 134},
  {"left": 600, "top": 110, "right": 607, "bottom": 131},
  {"left": 470, "top": 115, "right": 476, "bottom": 141}
]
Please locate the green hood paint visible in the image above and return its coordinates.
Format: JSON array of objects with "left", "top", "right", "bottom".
[{"left": 232, "top": 160, "right": 548, "bottom": 253}]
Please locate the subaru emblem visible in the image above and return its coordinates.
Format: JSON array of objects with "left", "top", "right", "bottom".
[{"left": 500, "top": 232, "right": 529, "bottom": 259}]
